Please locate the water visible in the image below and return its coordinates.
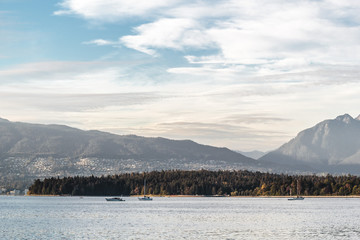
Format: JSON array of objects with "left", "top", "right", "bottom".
[{"left": 1, "top": 196, "right": 360, "bottom": 239}]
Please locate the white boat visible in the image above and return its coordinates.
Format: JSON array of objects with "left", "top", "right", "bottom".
[
  {"left": 105, "top": 197, "right": 125, "bottom": 201},
  {"left": 288, "top": 179, "right": 304, "bottom": 201},
  {"left": 138, "top": 196, "right": 153, "bottom": 201},
  {"left": 138, "top": 179, "right": 153, "bottom": 201}
]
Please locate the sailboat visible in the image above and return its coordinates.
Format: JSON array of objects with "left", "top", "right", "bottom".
[
  {"left": 288, "top": 179, "right": 304, "bottom": 200},
  {"left": 138, "top": 179, "right": 153, "bottom": 201}
]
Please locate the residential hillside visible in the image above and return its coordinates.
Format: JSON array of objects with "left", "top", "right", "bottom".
[{"left": 0, "top": 118, "right": 275, "bottom": 188}]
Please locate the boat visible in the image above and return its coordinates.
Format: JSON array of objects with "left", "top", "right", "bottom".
[
  {"left": 105, "top": 197, "right": 125, "bottom": 201},
  {"left": 138, "top": 179, "right": 153, "bottom": 201},
  {"left": 288, "top": 196, "right": 304, "bottom": 201},
  {"left": 288, "top": 179, "right": 304, "bottom": 201},
  {"left": 138, "top": 196, "right": 153, "bottom": 201}
]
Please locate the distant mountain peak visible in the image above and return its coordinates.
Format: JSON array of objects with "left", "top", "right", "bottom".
[
  {"left": 335, "top": 113, "right": 353, "bottom": 124},
  {"left": 260, "top": 113, "right": 360, "bottom": 174},
  {"left": 0, "top": 118, "right": 10, "bottom": 123}
]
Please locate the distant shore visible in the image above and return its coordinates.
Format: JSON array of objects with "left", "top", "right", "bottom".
[
  {"left": 25, "top": 194, "right": 360, "bottom": 198},
  {"left": 142, "top": 195, "right": 360, "bottom": 198}
]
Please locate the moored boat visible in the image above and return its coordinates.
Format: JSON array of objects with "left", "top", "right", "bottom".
[
  {"left": 105, "top": 197, "right": 125, "bottom": 201},
  {"left": 138, "top": 196, "right": 153, "bottom": 201},
  {"left": 288, "top": 179, "right": 305, "bottom": 201},
  {"left": 288, "top": 196, "right": 304, "bottom": 201},
  {"left": 138, "top": 179, "right": 153, "bottom": 201}
]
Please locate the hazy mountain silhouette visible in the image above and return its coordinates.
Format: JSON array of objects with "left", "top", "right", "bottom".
[
  {"left": 260, "top": 114, "right": 360, "bottom": 174},
  {"left": 237, "top": 150, "right": 266, "bottom": 159}
]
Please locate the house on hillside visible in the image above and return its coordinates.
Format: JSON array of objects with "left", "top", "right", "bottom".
[{"left": 9, "top": 189, "right": 21, "bottom": 195}]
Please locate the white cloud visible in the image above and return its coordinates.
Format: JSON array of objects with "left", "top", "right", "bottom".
[
  {"left": 120, "top": 18, "right": 215, "bottom": 56},
  {"left": 56, "top": 0, "right": 360, "bottom": 74},
  {"left": 83, "top": 39, "right": 117, "bottom": 46},
  {"left": 55, "top": 0, "right": 180, "bottom": 20}
]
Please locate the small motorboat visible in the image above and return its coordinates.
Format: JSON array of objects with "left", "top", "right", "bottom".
[
  {"left": 138, "top": 196, "right": 153, "bottom": 201},
  {"left": 288, "top": 196, "right": 304, "bottom": 201},
  {"left": 105, "top": 197, "right": 125, "bottom": 201}
]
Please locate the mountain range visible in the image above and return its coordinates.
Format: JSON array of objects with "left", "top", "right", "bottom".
[
  {"left": 2, "top": 114, "right": 360, "bottom": 188},
  {"left": 259, "top": 114, "right": 360, "bottom": 174},
  {"left": 0, "top": 118, "right": 274, "bottom": 188}
]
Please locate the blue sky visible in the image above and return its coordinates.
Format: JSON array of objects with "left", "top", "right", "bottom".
[{"left": 1, "top": 0, "right": 360, "bottom": 151}]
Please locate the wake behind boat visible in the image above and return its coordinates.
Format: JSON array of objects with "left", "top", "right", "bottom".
[{"left": 105, "top": 197, "right": 125, "bottom": 201}]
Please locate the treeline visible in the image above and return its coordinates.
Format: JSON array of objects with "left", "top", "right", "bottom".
[{"left": 28, "top": 170, "right": 360, "bottom": 196}]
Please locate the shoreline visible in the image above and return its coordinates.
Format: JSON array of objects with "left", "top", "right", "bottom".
[
  {"left": 145, "top": 195, "right": 360, "bottom": 198},
  {"left": 25, "top": 194, "right": 360, "bottom": 198}
]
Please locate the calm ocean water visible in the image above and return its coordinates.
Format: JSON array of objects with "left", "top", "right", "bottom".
[{"left": 1, "top": 196, "right": 359, "bottom": 239}]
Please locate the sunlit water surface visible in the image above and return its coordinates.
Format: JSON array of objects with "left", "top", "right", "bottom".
[{"left": 1, "top": 196, "right": 359, "bottom": 239}]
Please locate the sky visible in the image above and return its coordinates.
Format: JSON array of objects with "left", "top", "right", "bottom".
[{"left": 1, "top": 0, "right": 360, "bottom": 151}]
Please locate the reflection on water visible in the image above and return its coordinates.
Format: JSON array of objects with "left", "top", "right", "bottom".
[{"left": 0, "top": 196, "right": 360, "bottom": 239}]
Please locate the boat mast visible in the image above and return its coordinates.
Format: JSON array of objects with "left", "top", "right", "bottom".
[
  {"left": 144, "top": 178, "right": 146, "bottom": 196},
  {"left": 297, "top": 179, "right": 301, "bottom": 196}
]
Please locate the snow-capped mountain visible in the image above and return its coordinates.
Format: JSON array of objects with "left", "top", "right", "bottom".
[{"left": 260, "top": 114, "right": 360, "bottom": 174}]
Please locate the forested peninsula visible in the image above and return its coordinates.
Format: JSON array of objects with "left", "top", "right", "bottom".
[{"left": 28, "top": 170, "right": 360, "bottom": 196}]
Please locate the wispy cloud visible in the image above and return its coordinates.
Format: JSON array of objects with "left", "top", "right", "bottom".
[
  {"left": 0, "top": 61, "right": 153, "bottom": 92},
  {"left": 83, "top": 39, "right": 117, "bottom": 46},
  {"left": 0, "top": 92, "right": 163, "bottom": 112},
  {"left": 103, "top": 121, "right": 292, "bottom": 152}
]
